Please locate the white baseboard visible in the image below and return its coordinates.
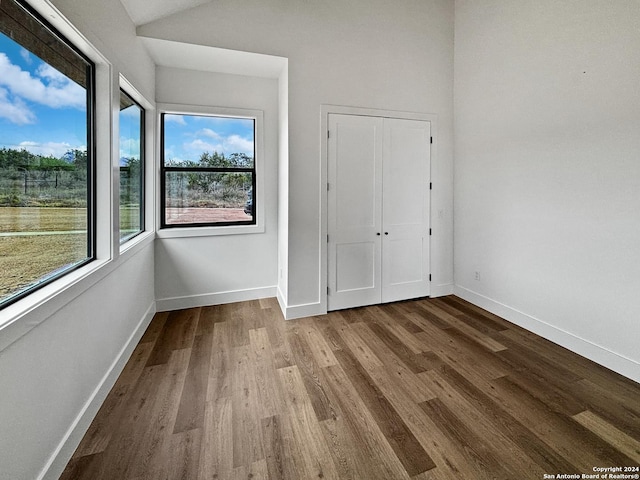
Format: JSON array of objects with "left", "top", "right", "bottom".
[
  {"left": 283, "top": 301, "right": 325, "bottom": 320},
  {"left": 156, "top": 286, "right": 277, "bottom": 312},
  {"left": 430, "top": 283, "right": 454, "bottom": 297},
  {"left": 454, "top": 285, "right": 640, "bottom": 384},
  {"left": 272, "top": 285, "right": 325, "bottom": 321},
  {"left": 276, "top": 286, "right": 287, "bottom": 317},
  {"left": 41, "top": 301, "right": 157, "bottom": 480},
  {"left": 280, "top": 283, "right": 454, "bottom": 321}
]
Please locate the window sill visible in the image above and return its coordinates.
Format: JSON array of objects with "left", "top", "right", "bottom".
[
  {"left": 0, "top": 259, "right": 107, "bottom": 352},
  {"left": 0, "top": 232, "right": 155, "bottom": 353},
  {"left": 156, "top": 223, "right": 265, "bottom": 239},
  {"left": 120, "top": 230, "right": 155, "bottom": 255}
]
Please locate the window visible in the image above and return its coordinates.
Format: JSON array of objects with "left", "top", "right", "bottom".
[
  {"left": 0, "top": 0, "right": 94, "bottom": 308},
  {"left": 160, "top": 110, "right": 258, "bottom": 228},
  {"left": 119, "top": 89, "right": 144, "bottom": 243}
]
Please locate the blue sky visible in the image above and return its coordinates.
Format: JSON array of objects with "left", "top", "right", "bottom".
[
  {"left": 164, "top": 114, "right": 254, "bottom": 163},
  {"left": 119, "top": 104, "right": 142, "bottom": 163},
  {"left": 0, "top": 33, "right": 88, "bottom": 158}
]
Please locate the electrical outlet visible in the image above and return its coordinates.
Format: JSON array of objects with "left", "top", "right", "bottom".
[{"left": 474, "top": 271, "right": 481, "bottom": 281}]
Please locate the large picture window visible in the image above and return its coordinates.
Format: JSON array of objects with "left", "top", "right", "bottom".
[
  {"left": 161, "top": 111, "right": 256, "bottom": 228},
  {"left": 119, "top": 89, "right": 144, "bottom": 243},
  {"left": 0, "top": 0, "right": 94, "bottom": 308}
]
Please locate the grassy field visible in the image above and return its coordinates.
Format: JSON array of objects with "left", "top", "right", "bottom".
[
  {"left": 0, "top": 206, "right": 143, "bottom": 302},
  {"left": 0, "top": 207, "right": 88, "bottom": 301},
  {"left": 120, "top": 206, "right": 141, "bottom": 240},
  {"left": 0, "top": 206, "right": 87, "bottom": 233},
  {"left": 0, "top": 235, "right": 87, "bottom": 298}
]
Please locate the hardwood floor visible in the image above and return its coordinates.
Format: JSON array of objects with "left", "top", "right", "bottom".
[{"left": 61, "top": 296, "right": 640, "bottom": 479}]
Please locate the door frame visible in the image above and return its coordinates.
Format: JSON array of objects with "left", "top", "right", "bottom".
[{"left": 320, "top": 105, "right": 438, "bottom": 313}]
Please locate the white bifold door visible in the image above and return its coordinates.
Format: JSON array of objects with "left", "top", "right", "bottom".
[{"left": 327, "top": 113, "right": 431, "bottom": 311}]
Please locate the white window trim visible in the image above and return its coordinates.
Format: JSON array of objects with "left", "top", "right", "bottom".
[
  {"left": 156, "top": 103, "right": 265, "bottom": 238},
  {"left": 118, "top": 75, "right": 156, "bottom": 251},
  {"left": 0, "top": 0, "right": 114, "bottom": 348}
]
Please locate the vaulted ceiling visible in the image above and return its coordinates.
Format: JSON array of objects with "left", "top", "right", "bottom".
[
  {"left": 119, "top": 0, "right": 213, "bottom": 26},
  {"left": 118, "top": 0, "right": 285, "bottom": 79}
]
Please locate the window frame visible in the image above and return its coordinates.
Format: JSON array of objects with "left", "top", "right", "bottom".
[
  {"left": 118, "top": 88, "right": 145, "bottom": 244},
  {"left": 157, "top": 103, "right": 265, "bottom": 238},
  {"left": 0, "top": 0, "right": 96, "bottom": 310}
]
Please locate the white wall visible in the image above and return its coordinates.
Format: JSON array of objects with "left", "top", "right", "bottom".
[
  {"left": 154, "top": 67, "right": 279, "bottom": 309},
  {"left": 454, "top": 0, "right": 640, "bottom": 381},
  {"left": 51, "top": 0, "right": 154, "bottom": 99},
  {"left": 277, "top": 63, "right": 290, "bottom": 307},
  {"left": 0, "top": 1, "right": 157, "bottom": 479},
  {"left": 138, "top": 0, "right": 456, "bottom": 316},
  {"left": 1, "top": 5, "right": 638, "bottom": 480},
  {"left": 0, "top": 244, "right": 155, "bottom": 480}
]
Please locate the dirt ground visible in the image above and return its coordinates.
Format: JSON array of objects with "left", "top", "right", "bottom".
[{"left": 165, "top": 207, "right": 252, "bottom": 224}]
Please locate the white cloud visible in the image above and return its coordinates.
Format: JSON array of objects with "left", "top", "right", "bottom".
[
  {"left": 119, "top": 137, "right": 141, "bottom": 159},
  {"left": 225, "top": 134, "right": 253, "bottom": 154},
  {"left": 36, "top": 63, "right": 68, "bottom": 85},
  {"left": 165, "top": 114, "right": 186, "bottom": 125},
  {"left": 196, "top": 128, "right": 222, "bottom": 140},
  {"left": 184, "top": 132, "right": 253, "bottom": 156},
  {"left": 163, "top": 147, "right": 186, "bottom": 165},
  {"left": 0, "top": 87, "right": 35, "bottom": 125},
  {"left": 19, "top": 48, "right": 32, "bottom": 64},
  {"left": 0, "top": 53, "right": 85, "bottom": 110},
  {"left": 185, "top": 138, "right": 222, "bottom": 153},
  {"left": 18, "top": 140, "right": 78, "bottom": 158}
]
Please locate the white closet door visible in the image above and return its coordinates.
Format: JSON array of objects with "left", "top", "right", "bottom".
[
  {"left": 327, "top": 114, "right": 383, "bottom": 310},
  {"left": 381, "top": 117, "right": 431, "bottom": 303}
]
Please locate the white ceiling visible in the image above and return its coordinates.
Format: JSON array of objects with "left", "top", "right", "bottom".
[
  {"left": 140, "top": 37, "right": 287, "bottom": 79},
  {"left": 119, "top": 0, "right": 213, "bottom": 26}
]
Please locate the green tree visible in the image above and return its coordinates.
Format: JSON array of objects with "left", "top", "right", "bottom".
[
  {"left": 120, "top": 157, "right": 141, "bottom": 205},
  {"left": 0, "top": 147, "right": 89, "bottom": 206},
  {"left": 0, "top": 147, "right": 37, "bottom": 169},
  {"left": 185, "top": 151, "right": 253, "bottom": 192}
]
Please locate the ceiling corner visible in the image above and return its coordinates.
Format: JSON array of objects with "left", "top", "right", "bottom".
[{"left": 119, "top": 0, "right": 214, "bottom": 27}]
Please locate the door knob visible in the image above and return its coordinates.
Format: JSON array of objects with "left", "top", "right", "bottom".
[
  {"left": 384, "top": 232, "right": 389, "bottom": 235},
  {"left": 376, "top": 232, "right": 381, "bottom": 236}
]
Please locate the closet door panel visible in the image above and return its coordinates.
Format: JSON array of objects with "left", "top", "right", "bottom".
[
  {"left": 382, "top": 118, "right": 431, "bottom": 303},
  {"left": 327, "top": 114, "right": 431, "bottom": 310},
  {"left": 327, "top": 114, "right": 383, "bottom": 310}
]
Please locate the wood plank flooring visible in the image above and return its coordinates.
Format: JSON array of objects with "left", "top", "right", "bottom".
[{"left": 61, "top": 296, "right": 640, "bottom": 479}]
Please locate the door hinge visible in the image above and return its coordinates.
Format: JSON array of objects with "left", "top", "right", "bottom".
[
  {"left": 327, "top": 286, "right": 331, "bottom": 295},
  {"left": 327, "top": 182, "right": 330, "bottom": 191},
  {"left": 327, "top": 234, "right": 329, "bottom": 242},
  {"left": 429, "top": 182, "right": 432, "bottom": 190},
  {"left": 430, "top": 136, "right": 433, "bottom": 144},
  {"left": 429, "top": 274, "right": 432, "bottom": 282},
  {"left": 328, "top": 130, "right": 330, "bottom": 139},
  {"left": 429, "top": 228, "right": 432, "bottom": 236}
]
